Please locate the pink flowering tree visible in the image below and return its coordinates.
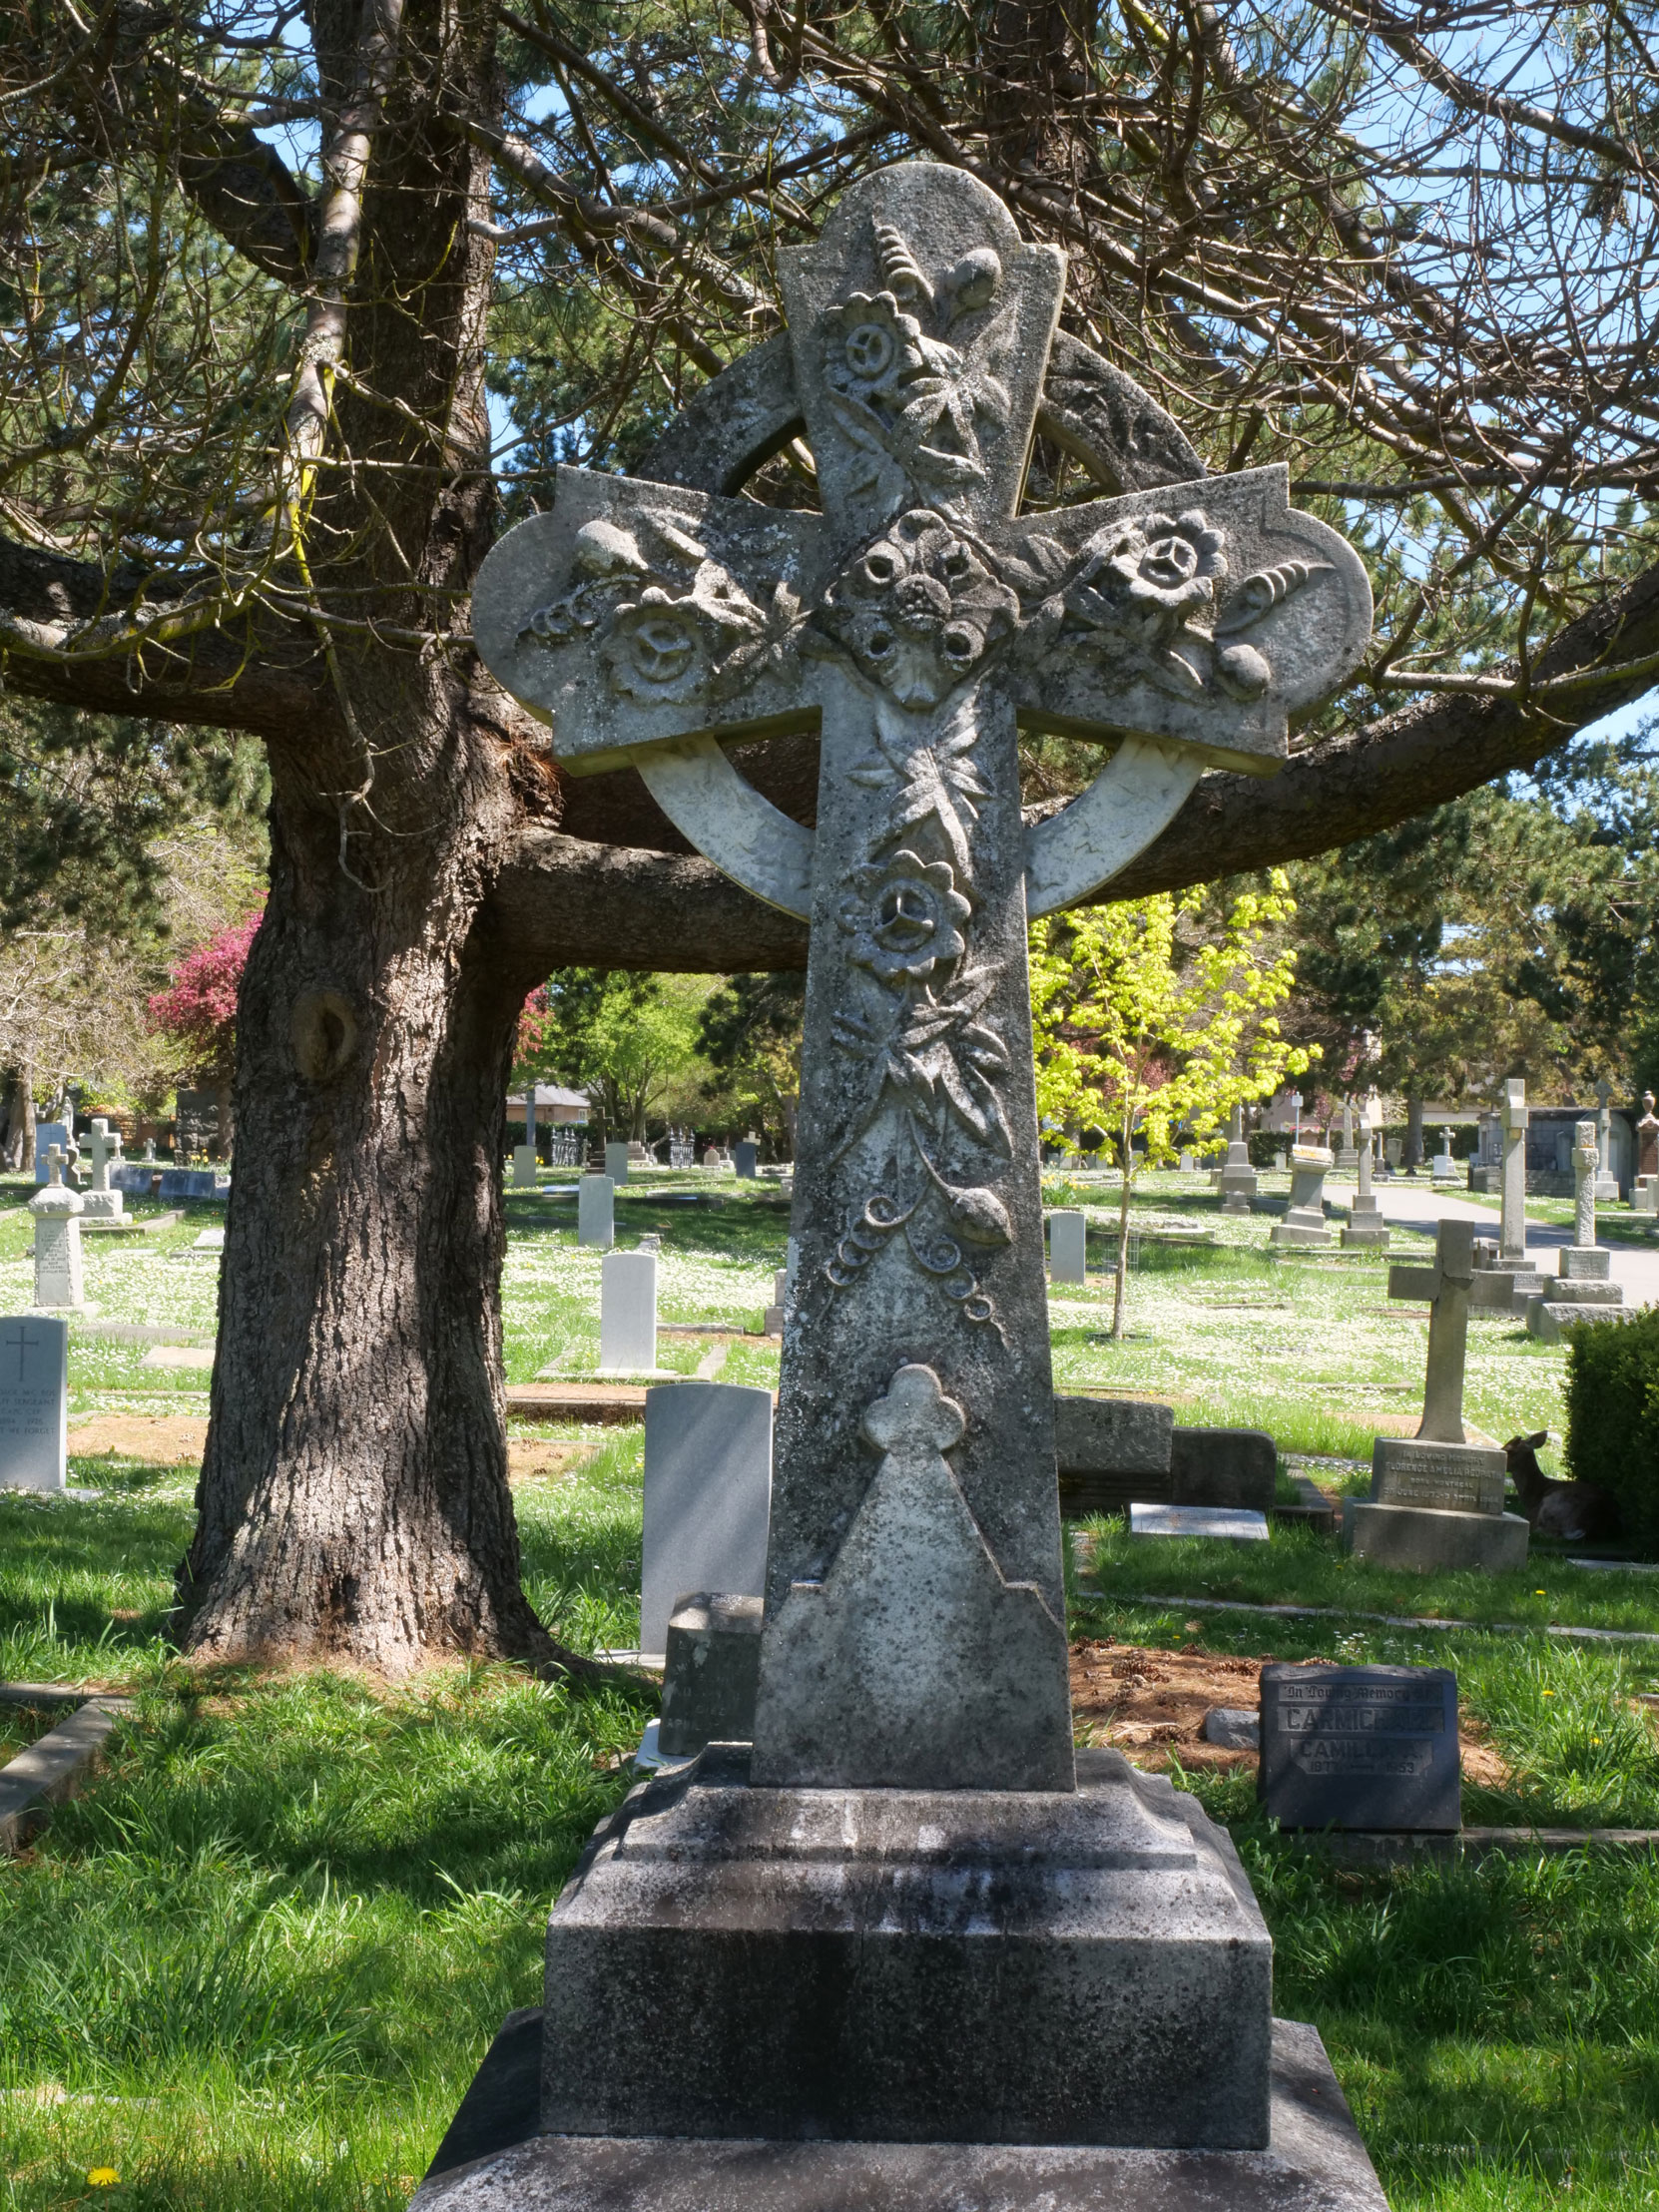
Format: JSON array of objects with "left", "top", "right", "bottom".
[{"left": 147, "top": 907, "right": 264, "bottom": 1153}]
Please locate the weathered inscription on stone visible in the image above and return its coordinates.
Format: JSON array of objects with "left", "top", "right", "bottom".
[
  {"left": 1260, "top": 1664, "right": 1459, "bottom": 1831},
  {"left": 1371, "top": 1436, "right": 1507, "bottom": 1517},
  {"left": 0, "top": 1316, "right": 67, "bottom": 1493}
]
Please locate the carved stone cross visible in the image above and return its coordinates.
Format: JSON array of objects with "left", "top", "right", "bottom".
[
  {"left": 475, "top": 164, "right": 1372, "bottom": 1792},
  {"left": 1387, "top": 1220, "right": 1511, "bottom": 1445}
]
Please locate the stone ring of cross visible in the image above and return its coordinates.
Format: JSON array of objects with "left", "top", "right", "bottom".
[{"left": 474, "top": 163, "right": 1373, "bottom": 931}]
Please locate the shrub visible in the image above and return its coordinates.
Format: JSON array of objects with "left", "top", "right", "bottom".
[{"left": 1565, "top": 1308, "right": 1659, "bottom": 1554}]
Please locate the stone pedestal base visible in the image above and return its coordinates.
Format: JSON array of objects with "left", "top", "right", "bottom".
[
  {"left": 79, "top": 1190, "right": 124, "bottom": 1220},
  {"left": 1223, "top": 1192, "right": 1254, "bottom": 1215},
  {"left": 1271, "top": 1219, "right": 1332, "bottom": 1248},
  {"left": 1341, "top": 1223, "right": 1389, "bottom": 1249},
  {"left": 538, "top": 1746, "right": 1272, "bottom": 2151},
  {"left": 1343, "top": 1498, "right": 1529, "bottom": 1572},
  {"left": 412, "top": 2017, "right": 1388, "bottom": 2211},
  {"left": 1526, "top": 1300, "right": 1630, "bottom": 1343}
]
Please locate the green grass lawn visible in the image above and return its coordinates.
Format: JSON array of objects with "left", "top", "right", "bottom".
[{"left": 4, "top": 1173, "right": 1659, "bottom": 2207}]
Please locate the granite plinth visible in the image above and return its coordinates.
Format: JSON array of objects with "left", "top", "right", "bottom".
[
  {"left": 1341, "top": 1223, "right": 1389, "bottom": 1249},
  {"left": 1540, "top": 1279, "right": 1622, "bottom": 1305},
  {"left": 1370, "top": 1436, "right": 1506, "bottom": 1516},
  {"left": 658, "top": 1593, "right": 763, "bottom": 1756},
  {"left": 1270, "top": 1221, "right": 1332, "bottom": 1248},
  {"left": 1343, "top": 1498, "right": 1529, "bottom": 1571},
  {"left": 1527, "top": 1300, "right": 1633, "bottom": 1344},
  {"left": 414, "top": 2019, "right": 1387, "bottom": 2211},
  {"left": 1561, "top": 1246, "right": 1611, "bottom": 1281},
  {"left": 540, "top": 1746, "right": 1273, "bottom": 2151},
  {"left": 1054, "top": 1396, "right": 1173, "bottom": 1514},
  {"left": 1259, "top": 1664, "right": 1458, "bottom": 1833}
]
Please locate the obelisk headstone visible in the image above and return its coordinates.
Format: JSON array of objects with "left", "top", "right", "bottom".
[{"left": 1342, "top": 1110, "right": 1388, "bottom": 1248}]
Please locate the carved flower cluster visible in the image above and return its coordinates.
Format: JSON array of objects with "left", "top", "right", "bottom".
[
  {"left": 1066, "top": 509, "right": 1226, "bottom": 643},
  {"left": 823, "top": 289, "right": 933, "bottom": 405},
  {"left": 839, "top": 850, "right": 971, "bottom": 982},
  {"left": 818, "top": 510, "right": 1020, "bottom": 708}
]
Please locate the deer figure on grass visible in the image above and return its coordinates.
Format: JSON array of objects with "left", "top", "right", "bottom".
[{"left": 1504, "top": 1431, "right": 1620, "bottom": 1543}]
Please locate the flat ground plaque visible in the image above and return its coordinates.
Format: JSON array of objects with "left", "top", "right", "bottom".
[{"left": 1259, "top": 1664, "right": 1459, "bottom": 1832}]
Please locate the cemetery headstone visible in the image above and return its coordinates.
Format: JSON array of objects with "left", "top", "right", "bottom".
[
  {"left": 1334, "top": 1097, "right": 1359, "bottom": 1174},
  {"left": 448, "top": 156, "right": 1383, "bottom": 2200},
  {"left": 1384, "top": 1135, "right": 1403, "bottom": 1169},
  {"left": 511, "top": 1088, "right": 539, "bottom": 1188},
  {"left": 1593, "top": 1079, "right": 1620, "bottom": 1200},
  {"left": 1270, "top": 1142, "right": 1333, "bottom": 1246},
  {"left": 1053, "top": 1395, "right": 1173, "bottom": 1515},
  {"left": 598, "top": 1250, "right": 658, "bottom": 1374},
  {"left": 576, "top": 1172, "right": 614, "bottom": 1249},
  {"left": 29, "top": 1150, "right": 87, "bottom": 1312},
  {"left": 1341, "top": 1112, "right": 1388, "bottom": 1248},
  {"left": 1178, "top": 1149, "right": 1196, "bottom": 1172},
  {"left": 1168, "top": 1425, "right": 1277, "bottom": 1513},
  {"left": 604, "top": 1140, "right": 630, "bottom": 1184},
  {"left": 1259, "top": 1663, "right": 1460, "bottom": 1832},
  {"left": 1499, "top": 1077, "right": 1529, "bottom": 1266},
  {"left": 141, "top": 1138, "right": 157, "bottom": 1164},
  {"left": 1047, "top": 1208, "right": 1087, "bottom": 1284},
  {"left": 733, "top": 1140, "right": 759, "bottom": 1178},
  {"left": 1344, "top": 1219, "right": 1528, "bottom": 1570},
  {"left": 0, "top": 1316, "right": 67, "bottom": 1492},
  {"left": 32, "top": 1122, "right": 70, "bottom": 1187},
  {"left": 640, "top": 1381, "right": 774, "bottom": 1657},
  {"left": 80, "top": 1119, "right": 125, "bottom": 1220},
  {"left": 1525, "top": 1123, "right": 1627, "bottom": 1339},
  {"left": 1429, "top": 1125, "right": 1457, "bottom": 1181},
  {"left": 1217, "top": 1103, "right": 1258, "bottom": 1214},
  {"left": 763, "top": 1266, "right": 789, "bottom": 1337},
  {"left": 1635, "top": 1090, "right": 1659, "bottom": 1213}
]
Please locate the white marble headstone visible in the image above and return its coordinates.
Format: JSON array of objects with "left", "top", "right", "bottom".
[
  {"left": 641, "top": 1381, "right": 774, "bottom": 1656},
  {"left": 604, "top": 1141, "right": 630, "bottom": 1184},
  {"left": 577, "top": 1175, "right": 615, "bottom": 1249},
  {"left": 599, "top": 1250, "right": 658, "bottom": 1374},
  {"left": 1048, "top": 1210, "right": 1087, "bottom": 1285},
  {"left": 0, "top": 1316, "right": 68, "bottom": 1492}
]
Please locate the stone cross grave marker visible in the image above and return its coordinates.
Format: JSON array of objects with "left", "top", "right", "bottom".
[
  {"left": 0, "top": 1315, "right": 68, "bottom": 1493},
  {"left": 82, "top": 1118, "right": 124, "bottom": 1220},
  {"left": 1593, "top": 1079, "right": 1620, "bottom": 1199},
  {"left": 1342, "top": 1108, "right": 1387, "bottom": 1248},
  {"left": 1499, "top": 1077, "right": 1529, "bottom": 1265},
  {"left": 474, "top": 161, "right": 1372, "bottom": 1793},
  {"left": 1385, "top": 1217, "right": 1512, "bottom": 1447}
]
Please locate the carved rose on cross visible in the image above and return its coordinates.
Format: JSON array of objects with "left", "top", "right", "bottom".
[
  {"left": 819, "top": 511, "right": 1020, "bottom": 709},
  {"left": 839, "top": 850, "right": 971, "bottom": 982},
  {"left": 599, "top": 561, "right": 769, "bottom": 705},
  {"left": 823, "top": 290, "right": 932, "bottom": 405},
  {"left": 1063, "top": 509, "right": 1227, "bottom": 693}
]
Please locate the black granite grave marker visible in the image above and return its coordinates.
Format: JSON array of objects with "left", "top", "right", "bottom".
[{"left": 1258, "top": 1664, "right": 1459, "bottom": 1832}]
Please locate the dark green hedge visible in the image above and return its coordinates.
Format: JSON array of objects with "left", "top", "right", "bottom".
[{"left": 1565, "top": 1308, "right": 1659, "bottom": 1554}]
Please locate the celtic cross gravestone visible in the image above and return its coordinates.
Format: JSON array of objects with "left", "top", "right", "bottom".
[
  {"left": 476, "top": 162, "right": 1371, "bottom": 1792},
  {"left": 443, "top": 163, "right": 1388, "bottom": 2204}
]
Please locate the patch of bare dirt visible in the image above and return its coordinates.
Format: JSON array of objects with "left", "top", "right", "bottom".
[
  {"left": 1070, "top": 1638, "right": 1511, "bottom": 1786},
  {"left": 66, "top": 1415, "right": 590, "bottom": 1487},
  {"left": 69, "top": 1414, "right": 207, "bottom": 1464}
]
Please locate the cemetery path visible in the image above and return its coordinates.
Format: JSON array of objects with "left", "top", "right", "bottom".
[{"left": 1364, "top": 1182, "right": 1659, "bottom": 1309}]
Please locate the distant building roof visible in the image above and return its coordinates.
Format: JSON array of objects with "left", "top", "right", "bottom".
[{"left": 506, "top": 1082, "right": 589, "bottom": 1117}]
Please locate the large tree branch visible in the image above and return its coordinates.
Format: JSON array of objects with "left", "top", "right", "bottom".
[{"left": 0, "top": 534, "right": 337, "bottom": 740}]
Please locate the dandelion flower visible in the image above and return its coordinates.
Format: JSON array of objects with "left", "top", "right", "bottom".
[{"left": 86, "top": 2172, "right": 120, "bottom": 2189}]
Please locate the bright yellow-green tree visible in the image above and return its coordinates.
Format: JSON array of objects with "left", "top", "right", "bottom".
[{"left": 1030, "top": 874, "right": 1317, "bottom": 1338}]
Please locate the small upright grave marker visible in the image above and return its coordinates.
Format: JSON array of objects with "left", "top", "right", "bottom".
[
  {"left": 0, "top": 1317, "right": 67, "bottom": 1493},
  {"left": 1048, "top": 1209, "right": 1087, "bottom": 1284},
  {"left": 604, "top": 1141, "right": 630, "bottom": 1184},
  {"left": 32, "top": 1122, "right": 71, "bottom": 1187},
  {"left": 733, "top": 1140, "right": 759, "bottom": 1178},
  {"left": 1341, "top": 1111, "right": 1387, "bottom": 1248},
  {"left": 80, "top": 1120, "right": 124, "bottom": 1220},
  {"left": 1271, "top": 1143, "right": 1333, "bottom": 1246},
  {"left": 1217, "top": 1104, "right": 1257, "bottom": 1214},
  {"left": 1345, "top": 1219, "right": 1527, "bottom": 1570},
  {"left": 1259, "top": 1663, "right": 1459, "bottom": 1832},
  {"left": 1526, "top": 1119, "right": 1626, "bottom": 1340},
  {"left": 577, "top": 1173, "right": 614, "bottom": 1249},
  {"left": 598, "top": 1249, "right": 658, "bottom": 1374},
  {"left": 1499, "top": 1079, "right": 1529, "bottom": 1265},
  {"left": 30, "top": 1150, "right": 87, "bottom": 1312},
  {"left": 640, "top": 1381, "right": 774, "bottom": 1656}
]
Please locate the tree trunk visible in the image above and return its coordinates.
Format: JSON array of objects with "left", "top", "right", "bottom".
[
  {"left": 175, "top": 730, "right": 553, "bottom": 1675},
  {"left": 1404, "top": 1096, "right": 1424, "bottom": 1171}
]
